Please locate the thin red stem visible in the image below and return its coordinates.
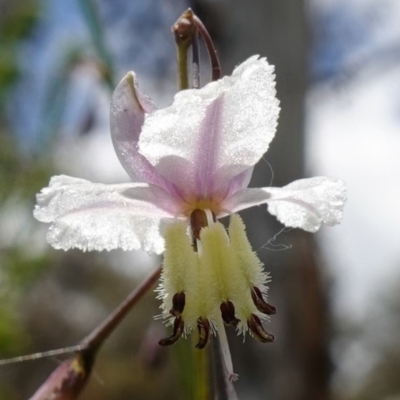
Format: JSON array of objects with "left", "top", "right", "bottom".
[{"left": 192, "top": 15, "right": 221, "bottom": 81}]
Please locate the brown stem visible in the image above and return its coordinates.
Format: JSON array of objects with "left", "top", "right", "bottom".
[
  {"left": 1, "top": 265, "right": 162, "bottom": 367},
  {"left": 81, "top": 265, "right": 162, "bottom": 350},
  {"left": 25, "top": 265, "right": 162, "bottom": 399},
  {"left": 192, "top": 15, "right": 221, "bottom": 81}
]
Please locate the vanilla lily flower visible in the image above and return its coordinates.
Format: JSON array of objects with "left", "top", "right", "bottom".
[{"left": 34, "top": 56, "right": 346, "bottom": 380}]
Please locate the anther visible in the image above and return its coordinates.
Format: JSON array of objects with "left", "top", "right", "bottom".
[
  {"left": 251, "top": 286, "right": 276, "bottom": 315},
  {"left": 159, "top": 316, "right": 184, "bottom": 346},
  {"left": 170, "top": 292, "right": 186, "bottom": 317},
  {"left": 195, "top": 317, "right": 211, "bottom": 349},
  {"left": 248, "top": 314, "right": 274, "bottom": 343},
  {"left": 220, "top": 301, "right": 240, "bottom": 327}
]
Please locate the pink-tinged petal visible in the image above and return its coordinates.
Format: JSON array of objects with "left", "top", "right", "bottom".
[
  {"left": 138, "top": 56, "right": 280, "bottom": 199},
  {"left": 225, "top": 166, "right": 255, "bottom": 197},
  {"left": 225, "top": 177, "right": 346, "bottom": 232},
  {"left": 34, "top": 175, "right": 181, "bottom": 253},
  {"left": 110, "top": 72, "right": 173, "bottom": 191}
]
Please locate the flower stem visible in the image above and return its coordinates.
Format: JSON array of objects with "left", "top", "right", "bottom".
[
  {"left": 215, "top": 317, "right": 238, "bottom": 382},
  {"left": 211, "top": 338, "right": 239, "bottom": 400},
  {"left": 192, "top": 15, "right": 221, "bottom": 81},
  {"left": 172, "top": 9, "right": 196, "bottom": 90},
  {"left": 81, "top": 265, "right": 162, "bottom": 350},
  {"left": 0, "top": 345, "right": 83, "bottom": 366},
  {"left": 172, "top": 9, "right": 221, "bottom": 88},
  {"left": 4, "top": 265, "right": 162, "bottom": 399},
  {"left": 194, "top": 342, "right": 210, "bottom": 400}
]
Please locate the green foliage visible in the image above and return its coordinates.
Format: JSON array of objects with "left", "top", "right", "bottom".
[
  {"left": 0, "top": 47, "right": 19, "bottom": 93},
  {"left": 0, "top": 302, "right": 28, "bottom": 356},
  {"left": 2, "top": 248, "right": 50, "bottom": 289},
  {"left": 0, "top": 386, "right": 17, "bottom": 400},
  {"left": 0, "top": 1, "right": 39, "bottom": 102},
  {"left": 0, "top": 3, "right": 53, "bottom": 385},
  {"left": 0, "top": 1, "right": 38, "bottom": 42},
  {"left": 0, "top": 134, "right": 51, "bottom": 202}
]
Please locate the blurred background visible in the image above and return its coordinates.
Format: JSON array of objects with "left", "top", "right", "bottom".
[{"left": 1, "top": 0, "right": 400, "bottom": 399}]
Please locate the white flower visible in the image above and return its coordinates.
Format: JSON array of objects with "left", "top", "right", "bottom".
[{"left": 34, "top": 56, "right": 346, "bottom": 380}]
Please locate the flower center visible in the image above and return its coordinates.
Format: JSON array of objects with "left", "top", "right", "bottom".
[
  {"left": 158, "top": 209, "right": 275, "bottom": 340},
  {"left": 156, "top": 210, "right": 276, "bottom": 379},
  {"left": 181, "top": 196, "right": 224, "bottom": 218}
]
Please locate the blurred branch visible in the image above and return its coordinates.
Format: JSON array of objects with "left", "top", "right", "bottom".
[
  {"left": 81, "top": 264, "right": 161, "bottom": 350},
  {"left": 2, "top": 265, "right": 162, "bottom": 399},
  {"left": 77, "top": 0, "right": 115, "bottom": 89}
]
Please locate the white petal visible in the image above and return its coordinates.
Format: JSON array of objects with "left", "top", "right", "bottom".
[
  {"left": 138, "top": 56, "right": 280, "bottom": 199},
  {"left": 34, "top": 175, "right": 180, "bottom": 253},
  {"left": 110, "top": 72, "right": 173, "bottom": 191},
  {"left": 226, "top": 177, "right": 346, "bottom": 232}
]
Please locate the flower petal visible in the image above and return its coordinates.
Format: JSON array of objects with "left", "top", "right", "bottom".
[
  {"left": 226, "top": 177, "right": 346, "bottom": 232},
  {"left": 110, "top": 72, "right": 173, "bottom": 191},
  {"left": 34, "top": 175, "right": 180, "bottom": 253},
  {"left": 225, "top": 167, "right": 254, "bottom": 198},
  {"left": 138, "top": 56, "right": 280, "bottom": 199}
]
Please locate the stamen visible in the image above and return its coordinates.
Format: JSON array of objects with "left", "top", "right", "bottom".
[
  {"left": 170, "top": 291, "right": 186, "bottom": 316},
  {"left": 251, "top": 286, "right": 276, "bottom": 315},
  {"left": 220, "top": 301, "right": 240, "bottom": 327},
  {"left": 247, "top": 314, "right": 274, "bottom": 343},
  {"left": 190, "top": 209, "right": 208, "bottom": 240},
  {"left": 216, "top": 317, "right": 239, "bottom": 382},
  {"left": 204, "top": 209, "right": 216, "bottom": 226},
  {"left": 195, "top": 317, "right": 211, "bottom": 349},
  {"left": 159, "top": 316, "right": 184, "bottom": 346},
  {"left": 190, "top": 208, "right": 217, "bottom": 252}
]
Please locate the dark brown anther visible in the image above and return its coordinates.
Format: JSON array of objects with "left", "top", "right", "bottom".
[
  {"left": 170, "top": 292, "right": 186, "bottom": 316},
  {"left": 251, "top": 286, "right": 276, "bottom": 315},
  {"left": 220, "top": 301, "right": 240, "bottom": 327},
  {"left": 159, "top": 316, "right": 184, "bottom": 346},
  {"left": 248, "top": 314, "right": 275, "bottom": 343},
  {"left": 195, "top": 317, "right": 211, "bottom": 349},
  {"left": 190, "top": 209, "right": 209, "bottom": 241}
]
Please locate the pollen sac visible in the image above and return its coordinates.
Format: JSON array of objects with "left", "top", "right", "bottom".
[
  {"left": 159, "top": 316, "right": 184, "bottom": 346},
  {"left": 220, "top": 301, "right": 240, "bottom": 327},
  {"left": 248, "top": 314, "right": 274, "bottom": 343},
  {"left": 251, "top": 286, "right": 276, "bottom": 315},
  {"left": 195, "top": 317, "right": 211, "bottom": 349},
  {"left": 170, "top": 291, "right": 186, "bottom": 316}
]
